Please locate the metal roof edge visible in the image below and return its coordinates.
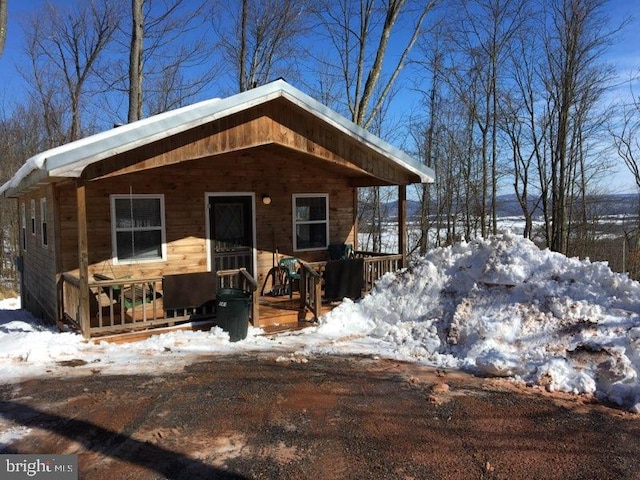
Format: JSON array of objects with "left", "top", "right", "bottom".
[
  {"left": 3, "top": 79, "right": 434, "bottom": 197},
  {"left": 275, "top": 81, "right": 435, "bottom": 183},
  {"left": 46, "top": 84, "right": 291, "bottom": 178}
]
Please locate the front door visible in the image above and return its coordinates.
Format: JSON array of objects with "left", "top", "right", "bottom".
[{"left": 209, "top": 195, "right": 254, "bottom": 274}]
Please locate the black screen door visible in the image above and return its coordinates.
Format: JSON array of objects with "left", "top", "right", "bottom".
[{"left": 209, "top": 195, "right": 253, "bottom": 274}]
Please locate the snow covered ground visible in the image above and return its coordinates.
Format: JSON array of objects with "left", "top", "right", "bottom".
[{"left": 2, "top": 231, "right": 640, "bottom": 414}]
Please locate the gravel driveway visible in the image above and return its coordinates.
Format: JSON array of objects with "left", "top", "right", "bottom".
[{"left": 1, "top": 354, "right": 639, "bottom": 479}]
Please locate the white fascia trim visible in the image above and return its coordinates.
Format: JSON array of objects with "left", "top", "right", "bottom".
[
  {"left": 1, "top": 80, "right": 434, "bottom": 197},
  {"left": 276, "top": 83, "right": 435, "bottom": 184},
  {"left": 46, "top": 84, "right": 290, "bottom": 178}
]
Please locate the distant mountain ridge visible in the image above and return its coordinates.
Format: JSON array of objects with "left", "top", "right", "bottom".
[{"left": 366, "top": 193, "right": 640, "bottom": 221}]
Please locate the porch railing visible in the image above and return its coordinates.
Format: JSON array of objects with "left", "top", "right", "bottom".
[
  {"left": 216, "top": 268, "right": 259, "bottom": 325},
  {"left": 60, "top": 268, "right": 257, "bottom": 338},
  {"left": 299, "top": 252, "right": 404, "bottom": 321},
  {"left": 59, "top": 273, "right": 81, "bottom": 330},
  {"left": 299, "top": 262, "right": 323, "bottom": 320},
  {"left": 355, "top": 251, "right": 404, "bottom": 290}
]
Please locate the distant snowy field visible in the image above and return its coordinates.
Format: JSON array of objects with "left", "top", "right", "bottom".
[
  {"left": 2, "top": 232, "right": 640, "bottom": 414},
  {"left": 360, "top": 214, "right": 633, "bottom": 254}
]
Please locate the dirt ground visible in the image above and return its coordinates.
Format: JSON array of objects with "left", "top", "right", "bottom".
[{"left": 1, "top": 353, "right": 639, "bottom": 480}]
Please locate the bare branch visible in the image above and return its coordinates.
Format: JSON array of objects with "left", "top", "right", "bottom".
[{"left": 0, "top": 0, "right": 6, "bottom": 58}]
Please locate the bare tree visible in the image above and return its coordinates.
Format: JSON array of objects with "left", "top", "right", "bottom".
[
  {"left": 131, "top": 0, "right": 212, "bottom": 120},
  {"left": 0, "top": 100, "right": 50, "bottom": 289},
  {"left": 312, "top": 0, "right": 437, "bottom": 129},
  {"left": 543, "top": 0, "right": 618, "bottom": 254},
  {"left": 443, "top": 0, "right": 529, "bottom": 237},
  {"left": 102, "top": 0, "right": 213, "bottom": 123},
  {"left": 611, "top": 88, "right": 640, "bottom": 265},
  {"left": 611, "top": 94, "right": 640, "bottom": 191},
  {"left": 500, "top": 14, "right": 549, "bottom": 241},
  {"left": 0, "top": 0, "right": 6, "bottom": 59},
  {"left": 311, "top": 0, "right": 437, "bottom": 255},
  {"left": 212, "top": 0, "right": 310, "bottom": 93},
  {"left": 412, "top": 24, "right": 447, "bottom": 254},
  {"left": 21, "top": 0, "right": 121, "bottom": 142},
  {"left": 129, "top": 0, "right": 144, "bottom": 122}
]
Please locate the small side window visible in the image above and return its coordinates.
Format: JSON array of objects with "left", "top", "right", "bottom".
[
  {"left": 30, "top": 199, "right": 36, "bottom": 235},
  {"left": 21, "top": 203, "right": 27, "bottom": 251},
  {"left": 41, "top": 198, "right": 48, "bottom": 248}
]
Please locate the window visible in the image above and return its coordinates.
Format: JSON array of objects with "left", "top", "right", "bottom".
[
  {"left": 21, "top": 203, "right": 26, "bottom": 251},
  {"left": 40, "top": 198, "right": 48, "bottom": 248},
  {"left": 111, "top": 194, "right": 166, "bottom": 264},
  {"left": 293, "top": 194, "right": 329, "bottom": 251},
  {"left": 30, "top": 199, "right": 35, "bottom": 235}
]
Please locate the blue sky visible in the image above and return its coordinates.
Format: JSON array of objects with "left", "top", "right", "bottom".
[
  {"left": 1, "top": 0, "right": 639, "bottom": 193},
  {"left": 593, "top": 0, "right": 639, "bottom": 193}
]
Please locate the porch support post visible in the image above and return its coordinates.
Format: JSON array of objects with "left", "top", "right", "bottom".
[
  {"left": 353, "top": 187, "right": 359, "bottom": 251},
  {"left": 398, "top": 184, "right": 407, "bottom": 268},
  {"left": 77, "top": 182, "right": 91, "bottom": 338}
]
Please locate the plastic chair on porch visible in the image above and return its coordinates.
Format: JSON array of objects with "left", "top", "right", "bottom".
[
  {"left": 93, "top": 273, "right": 155, "bottom": 309},
  {"left": 278, "top": 257, "right": 300, "bottom": 298}
]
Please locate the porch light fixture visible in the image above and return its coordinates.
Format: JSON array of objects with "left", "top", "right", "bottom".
[{"left": 262, "top": 194, "right": 272, "bottom": 205}]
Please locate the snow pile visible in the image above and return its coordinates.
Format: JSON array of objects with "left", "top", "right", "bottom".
[
  {"left": 2, "top": 231, "right": 640, "bottom": 412},
  {"left": 318, "top": 231, "right": 640, "bottom": 411}
]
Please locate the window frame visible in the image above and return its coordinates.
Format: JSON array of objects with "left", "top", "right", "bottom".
[
  {"left": 40, "top": 198, "right": 48, "bottom": 248},
  {"left": 110, "top": 194, "right": 167, "bottom": 265},
  {"left": 30, "top": 199, "right": 36, "bottom": 235},
  {"left": 292, "top": 193, "right": 329, "bottom": 252},
  {"left": 21, "top": 203, "right": 26, "bottom": 251}
]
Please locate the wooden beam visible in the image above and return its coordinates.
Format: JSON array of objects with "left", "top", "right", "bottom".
[
  {"left": 76, "top": 183, "right": 91, "bottom": 338},
  {"left": 398, "top": 185, "right": 407, "bottom": 268},
  {"left": 79, "top": 101, "right": 421, "bottom": 187},
  {"left": 353, "top": 187, "right": 359, "bottom": 251}
]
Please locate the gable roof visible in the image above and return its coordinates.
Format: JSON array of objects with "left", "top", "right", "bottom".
[{"left": 1, "top": 80, "right": 434, "bottom": 196}]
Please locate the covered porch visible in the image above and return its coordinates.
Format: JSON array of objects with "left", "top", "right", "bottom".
[
  {"left": 3, "top": 80, "right": 433, "bottom": 339},
  {"left": 59, "top": 251, "right": 403, "bottom": 338}
]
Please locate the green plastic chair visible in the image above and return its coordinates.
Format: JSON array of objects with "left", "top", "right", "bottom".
[
  {"left": 93, "top": 273, "right": 154, "bottom": 309},
  {"left": 278, "top": 257, "right": 300, "bottom": 298}
]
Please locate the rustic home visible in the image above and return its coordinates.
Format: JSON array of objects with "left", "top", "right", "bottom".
[{"left": 1, "top": 80, "right": 434, "bottom": 338}]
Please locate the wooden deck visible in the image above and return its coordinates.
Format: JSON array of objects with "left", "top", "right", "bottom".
[
  {"left": 79, "top": 292, "right": 333, "bottom": 342},
  {"left": 87, "top": 293, "right": 333, "bottom": 331},
  {"left": 61, "top": 254, "right": 401, "bottom": 338},
  {"left": 90, "top": 294, "right": 328, "bottom": 343},
  {"left": 258, "top": 293, "right": 335, "bottom": 327}
]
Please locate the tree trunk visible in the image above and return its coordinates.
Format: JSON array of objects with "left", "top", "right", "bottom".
[
  {"left": 0, "top": 0, "right": 7, "bottom": 58},
  {"left": 128, "top": 0, "right": 144, "bottom": 123}
]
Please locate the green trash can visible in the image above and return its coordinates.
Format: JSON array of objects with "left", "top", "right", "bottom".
[{"left": 216, "top": 288, "right": 251, "bottom": 342}]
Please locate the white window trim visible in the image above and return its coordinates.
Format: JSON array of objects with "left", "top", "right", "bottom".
[
  {"left": 292, "top": 193, "right": 329, "bottom": 252},
  {"left": 40, "top": 198, "right": 48, "bottom": 248},
  {"left": 110, "top": 194, "right": 167, "bottom": 265},
  {"left": 30, "top": 199, "right": 36, "bottom": 235}
]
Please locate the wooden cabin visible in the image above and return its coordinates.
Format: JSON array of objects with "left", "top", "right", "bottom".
[{"left": 1, "top": 80, "right": 434, "bottom": 338}]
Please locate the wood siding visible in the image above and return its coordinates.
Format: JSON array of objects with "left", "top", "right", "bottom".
[
  {"left": 58, "top": 148, "right": 355, "bottom": 292},
  {"left": 81, "top": 99, "right": 419, "bottom": 187},
  {"left": 22, "top": 97, "right": 421, "bottom": 324},
  {"left": 18, "top": 185, "right": 58, "bottom": 320}
]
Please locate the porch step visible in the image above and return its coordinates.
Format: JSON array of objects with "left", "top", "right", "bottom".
[
  {"left": 261, "top": 321, "right": 317, "bottom": 335},
  {"left": 91, "top": 319, "right": 215, "bottom": 344}
]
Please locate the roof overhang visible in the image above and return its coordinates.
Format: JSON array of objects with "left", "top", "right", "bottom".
[{"left": 1, "top": 80, "right": 434, "bottom": 197}]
